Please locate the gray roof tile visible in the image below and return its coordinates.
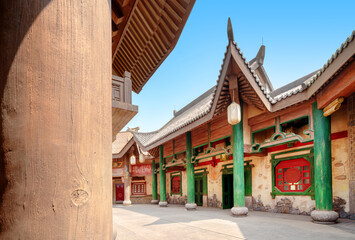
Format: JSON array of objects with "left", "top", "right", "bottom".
[{"left": 131, "top": 30, "right": 355, "bottom": 149}]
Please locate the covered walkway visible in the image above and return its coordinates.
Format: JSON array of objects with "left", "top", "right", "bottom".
[{"left": 113, "top": 204, "right": 355, "bottom": 240}]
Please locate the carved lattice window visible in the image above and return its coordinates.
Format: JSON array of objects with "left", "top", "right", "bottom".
[
  {"left": 275, "top": 158, "right": 311, "bottom": 192},
  {"left": 171, "top": 176, "right": 181, "bottom": 194},
  {"left": 131, "top": 182, "right": 146, "bottom": 195}
]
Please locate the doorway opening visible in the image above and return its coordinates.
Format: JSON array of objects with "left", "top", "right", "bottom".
[
  {"left": 116, "top": 183, "right": 124, "bottom": 202},
  {"left": 222, "top": 165, "right": 252, "bottom": 209},
  {"left": 194, "top": 171, "right": 208, "bottom": 206}
]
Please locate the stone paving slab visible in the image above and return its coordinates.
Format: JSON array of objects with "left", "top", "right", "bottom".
[{"left": 113, "top": 204, "right": 355, "bottom": 240}]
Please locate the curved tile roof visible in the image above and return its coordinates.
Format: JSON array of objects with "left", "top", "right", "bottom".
[
  {"left": 112, "top": 132, "right": 133, "bottom": 154},
  {"left": 132, "top": 86, "right": 216, "bottom": 147},
  {"left": 131, "top": 28, "right": 355, "bottom": 149},
  {"left": 270, "top": 30, "right": 355, "bottom": 103}
]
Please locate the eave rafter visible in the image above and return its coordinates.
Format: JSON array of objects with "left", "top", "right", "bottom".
[{"left": 112, "top": 0, "right": 196, "bottom": 93}]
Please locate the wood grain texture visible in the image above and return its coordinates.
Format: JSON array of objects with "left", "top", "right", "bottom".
[{"left": 0, "top": 0, "right": 112, "bottom": 238}]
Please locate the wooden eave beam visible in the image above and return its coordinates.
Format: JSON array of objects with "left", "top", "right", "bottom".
[
  {"left": 112, "top": 0, "right": 138, "bottom": 58},
  {"left": 131, "top": 0, "right": 196, "bottom": 93},
  {"left": 230, "top": 42, "right": 272, "bottom": 111},
  {"left": 316, "top": 58, "right": 355, "bottom": 109}
]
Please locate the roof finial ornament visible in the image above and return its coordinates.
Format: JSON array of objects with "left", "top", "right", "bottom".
[
  {"left": 256, "top": 45, "right": 266, "bottom": 65},
  {"left": 262, "top": 37, "right": 263, "bottom": 45},
  {"left": 127, "top": 126, "right": 140, "bottom": 132},
  {"left": 227, "top": 18, "right": 234, "bottom": 43}
]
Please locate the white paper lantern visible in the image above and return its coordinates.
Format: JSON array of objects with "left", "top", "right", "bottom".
[
  {"left": 227, "top": 102, "right": 241, "bottom": 125},
  {"left": 139, "top": 153, "right": 145, "bottom": 163},
  {"left": 130, "top": 155, "right": 136, "bottom": 165}
]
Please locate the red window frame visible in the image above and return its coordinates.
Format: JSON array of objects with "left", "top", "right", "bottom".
[
  {"left": 131, "top": 181, "right": 146, "bottom": 196},
  {"left": 275, "top": 158, "right": 311, "bottom": 193},
  {"left": 171, "top": 176, "right": 181, "bottom": 194}
]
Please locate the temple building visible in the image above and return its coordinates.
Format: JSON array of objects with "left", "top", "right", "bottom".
[
  {"left": 112, "top": 130, "right": 154, "bottom": 205},
  {"left": 130, "top": 19, "right": 355, "bottom": 223}
]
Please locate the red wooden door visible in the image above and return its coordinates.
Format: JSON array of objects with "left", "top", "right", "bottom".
[{"left": 116, "top": 183, "right": 124, "bottom": 201}]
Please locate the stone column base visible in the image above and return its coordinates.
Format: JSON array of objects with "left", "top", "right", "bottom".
[
  {"left": 311, "top": 210, "right": 338, "bottom": 224},
  {"left": 231, "top": 207, "right": 248, "bottom": 216},
  {"left": 185, "top": 203, "right": 197, "bottom": 210},
  {"left": 159, "top": 201, "right": 168, "bottom": 207},
  {"left": 123, "top": 200, "right": 132, "bottom": 206},
  {"left": 151, "top": 199, "right": 159, "bottom": 204}
]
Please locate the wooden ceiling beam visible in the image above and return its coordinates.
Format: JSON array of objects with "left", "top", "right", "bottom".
[
  {"left": 167, "top": 0, "right": 186, "bottom": 16},
  {"left": 112, "top": 0, "right": 137, "bottom": 58},
  {"left": 140, "top": 1, "right": 158, "bottom": 25},
  {"left": 161, "top": 12, "right": 178, "bottom": 37},
  {"left": 156, "top": 27, "right": 171, "bottom": 49},
  {"left": 165, "top": 2, "right": 182, "bottom": 24},
  {"left": 112, "top": 0, "right": 196, "bottom": 93}
]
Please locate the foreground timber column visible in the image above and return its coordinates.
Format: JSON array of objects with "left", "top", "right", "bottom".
[
  {"left": 185, "top": 131, "right": 197, "bottom": 210},
  {"left": 231, "top": 104, "right": 248, "bottom": 216},
  {"left": 0, "top": 1, "right": 112, "bottom": 239},
  {"left": 159, "top": 145, "right": 168, "bottom": 207},
  {"left": 311, "top": 102, "right": 338, "bottom": 223},
  {"left": 151, "top": 159, "right": 159, "bottom": 204},
  {"left": 123, "top": 157, "right": 132, "bottom": 206}
]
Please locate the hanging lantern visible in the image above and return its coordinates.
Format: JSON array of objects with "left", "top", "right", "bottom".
[
  {"left": 139, "top": 153, "right": 145, "bottom": 163},
  {"left": 130, "top": 155, "right": 136, "bottom": 165},
  {"left": 227, "top": 101, "right": 241, "bottom": 125}
]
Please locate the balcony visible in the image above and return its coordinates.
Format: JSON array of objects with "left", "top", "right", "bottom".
[{"left": 112, "top": 71, "right": 138, "bottom": 139}]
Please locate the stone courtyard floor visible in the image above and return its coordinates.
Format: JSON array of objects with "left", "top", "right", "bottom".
[{"left": 113, "top": 204, "right": 355, "bottom": 240}]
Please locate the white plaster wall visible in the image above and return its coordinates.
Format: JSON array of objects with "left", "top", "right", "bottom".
[
  {"left": 274, "top": 195, "right": 315, "bottom": 213},
  {"left": 332, "top": 137, "right": 350, "bottom": 212},
  {"left": 208, "top": 161, "right": 223, "bottom": 206},
  {"left": 247, "top": 155, "right": 275, "bottom": 208},
  {"left": 145, "top": 175, "right": 152, "bottom": 195},
  {"left": 247, "top": 147, "right": 317, "bottom": 213},
  {"left": 330, "top": 105, "right": 349, "bottom": 212}
]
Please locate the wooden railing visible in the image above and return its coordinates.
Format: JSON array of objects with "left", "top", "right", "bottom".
[{"left": 112, "top": 71, "right": 132, "bottom": 105}]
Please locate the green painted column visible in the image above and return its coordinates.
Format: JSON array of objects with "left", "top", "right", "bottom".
[
  {"left": 151, "top": 159, "right": 158, "bottom": 204},
  {"left": 312, "top": 102, "right": 333, "bottom": 210},
  {"left": 186, "top": 131, "right": 195, "bottom": 204},
  {"left": 159, "top": 145, "right": 167, "bottom": 206},
  {"left": 233, "top": 103, "right": 245, "bottom": 207}
]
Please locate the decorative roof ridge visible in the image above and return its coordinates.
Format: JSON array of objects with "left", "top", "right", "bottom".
[
  {"left": 174, "top": 86, "right": 216, "bottom": 117},
  {"left": 130, "top": 42, "right": 232, "bottom": 149},
  {"left": 271, "top": 30, "right": 355, "bottom": 103},
  {"left": 305, "top": 30, "right": 355, "bottom": 88},
  {"left": 269, "top": 70, "right": 320, "bottom": 99},
  {"left": 231, "top": 41, "right": 274, "bottom": 103},
  {"left": 129, "top": 86, "right": 215, "bottom": 147},
  {"left": 231, "top": 29, "right": 355, "bottom": 104}
]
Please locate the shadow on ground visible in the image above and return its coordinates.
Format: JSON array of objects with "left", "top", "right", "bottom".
[{"left": 113, "top": 204, "right": 355, "bottom": 240}]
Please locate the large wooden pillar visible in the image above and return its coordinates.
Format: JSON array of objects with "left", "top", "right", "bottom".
[
  {"left": 311, "top": 102, "right": 338, "bottom": 223},
  {"left": 0, "top": 1, "right": 112, "bottom": 239},
  {"left": 185, "top": 131, "right": 197, "bottom": 210},
  {"left": 151, "top": 159, "right": 158, "bottom": 204},
  {"left": 123, "top": 156, "right": 132, "bottom": 206},
  {"left": 231, "top": 103, "right": 248, "bottom": 216},
  {"left": 159, "top": 145, "right": 167, "bottom": 207},
  {"left": 349, "top": 94, "right": 355, "bottom": 220}
]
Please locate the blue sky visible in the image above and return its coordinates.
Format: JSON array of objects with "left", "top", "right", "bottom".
[{"left": 126, "top": 0, "right": 355, "bottom": 132}]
